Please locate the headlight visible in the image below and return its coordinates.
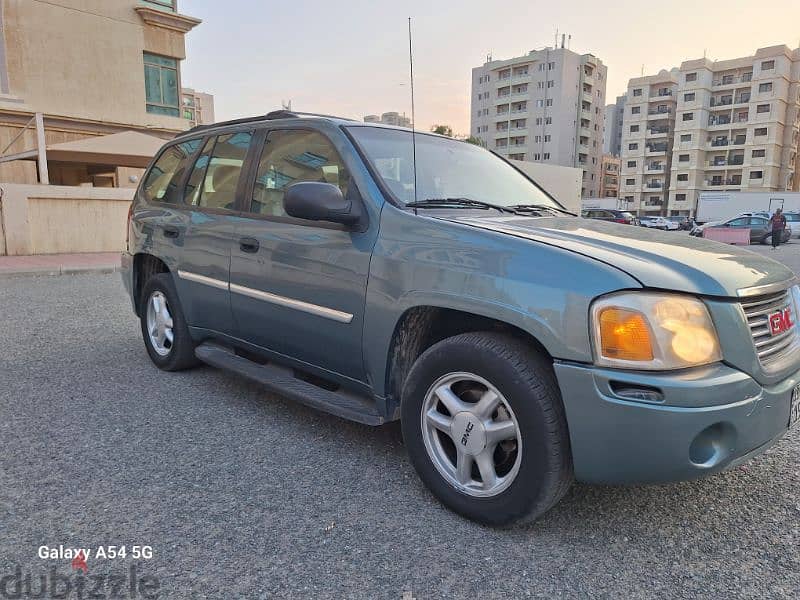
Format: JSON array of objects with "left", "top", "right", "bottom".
[{"left": 590, "top": 292, "right": 722, "bottom": 370}]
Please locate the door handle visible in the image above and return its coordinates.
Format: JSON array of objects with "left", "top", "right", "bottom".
[
  {"left": 163, "top": 226, "right": 180, "bottom": 239},
  {"left": 239, "top": 237, "right": 260, "bottom": 253}
]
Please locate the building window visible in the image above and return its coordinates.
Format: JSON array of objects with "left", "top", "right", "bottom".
[
  {"left": 535, "top": 117, "right": 542, "bottom": 125},
  {"left": 755, "top": 127, "right": 768, "bottom": 136},
  {"left": 144, "top": 53, "right": 180, "bottom": 117},
  {"left": 680, "top": 134, "right": 691, "bottom": 142},
  {"left": 752, "top": 149, "right": 766, "bottom": 158},
  {"left": 631, "top": 106, "right": 640, "bottom": 114},
  {"left": 630, "top": 125, "right": 639, "bottom": 132},
  {"left": 626, "top": 178, "right": 635, "bottom": 185},
  {"left": 677, "top": 173, "right": 688, "bottom": 182},
  {"left": 547, "top": 80, "right": 555, "bottom": 88},
  {"left": 633, "top": 88, "right": 642, "bottom": 97},
  {"left": 682, "top": 112, "right": 694, "bottom": 121},
  {"left": 543, "top": 152, "right": 550, "bottom": 159},
  {"left": 761, "top": 60, "right": 775, "bottom": 70},
  {"left": 140, "top": 0, "right": 176, "bottom": 11},
  {"left": 627, "top": 160, "right": 636, "bottom": 167},
  {"left": 685, "top": 72, "right": 697, "bottom": 82},
  {"left": 679, "top": 154, "right": 689, "bottom": 162},
  {"left": 544, "top": 135, "right": 551, "bottom": 142},
  {"left": 547, "top": 62, "right": 555, "bottom": 70},
  {"left": 676, "top": 194, "right": 687, "bottom": 201},
  {"left": 750, "top": 170, "right": 763, "bottom": 179},
  {"left": 545, "top": 99, "right": 553, "bottom": 107},
  {"left": 759, "top": 82, "right": 773, "bottom": 93},
  {"left": 684, "top": 92, "right": 695, "bottom": 102},
  {"left": 629, "top": 143, "right": 638, "bottom": 150},
  {"left": 756, "top": 104, "right": 770, "bottom": 114},
  {"left": 545, "top": 117, "right": 552, "bottom": 124},
  {"left": 533, "top": 153, "right": 541, "bottom": 160}
]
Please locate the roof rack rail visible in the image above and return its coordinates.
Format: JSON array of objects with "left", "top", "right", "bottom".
[{"left": 186, "top": 110, "right": 356, "bottom": 134}]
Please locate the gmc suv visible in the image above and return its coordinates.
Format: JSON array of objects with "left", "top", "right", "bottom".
[{"left": 122, "top": 111, "right": 800, "bottom": 526}]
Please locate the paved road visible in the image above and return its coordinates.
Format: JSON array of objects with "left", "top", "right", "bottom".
[{"left": 2, "top": 251, "right": 800, "bottom": 598}]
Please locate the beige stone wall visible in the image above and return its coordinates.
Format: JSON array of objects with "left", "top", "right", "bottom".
[
  {"left": 0, "top": 0, "right": 191, "bottom": 132},
  {"left": 0, "top": 183, "right": 134, "bottom": 255}
]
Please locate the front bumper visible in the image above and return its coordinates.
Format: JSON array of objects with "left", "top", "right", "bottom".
[{"left": 554, "top": 361, "right": 797, "bottom": 484}]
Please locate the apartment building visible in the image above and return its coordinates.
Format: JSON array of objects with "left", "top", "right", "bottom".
[
  {"left": 619, "top": 70, "right": 679, "bottom": 215},
  {"left": 182, "top": 88, "right": 215, "bottom": 128},
  {"left": 0, "top": 0, "right": 201, "bottom": 184},
  {"left": 599, "top": 154, "right": 620, "bottom": 198},
  {"left": 364, "top": 111, "right": 412, "bottom": 128},
  {"left": 603, "top": 95, "right": 625, "bottom": 156},
  {"left": 470, "top": 46, "right": 607, "bottom": 197},
  {"left": 667, "top": 46, "right": 800, "bottom": 215}
]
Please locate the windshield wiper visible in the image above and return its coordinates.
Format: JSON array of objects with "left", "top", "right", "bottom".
[
  {"left": 406, "top": 197, "right": 518, "bottom": 214},
  {"left": 508, "top": 204, "right": 576, "bottom": 216}
]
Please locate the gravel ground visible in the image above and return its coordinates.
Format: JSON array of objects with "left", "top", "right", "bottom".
[{"left": 2, "top": 260, "right": 800, "bottom": 599}]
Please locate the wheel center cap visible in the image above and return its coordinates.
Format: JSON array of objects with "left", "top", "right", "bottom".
[{"left": 451, "top": 412, "right": 486, "bottom": 456}]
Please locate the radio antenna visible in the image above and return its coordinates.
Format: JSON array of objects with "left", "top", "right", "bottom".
[{"left": 408, "top": 17, "right": 418, "bottom": 211}]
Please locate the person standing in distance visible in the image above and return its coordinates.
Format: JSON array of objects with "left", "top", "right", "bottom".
[{"left": 769, "top": 207, "right": 787, "bottom": 250}]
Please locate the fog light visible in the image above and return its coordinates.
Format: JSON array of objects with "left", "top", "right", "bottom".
[{"left": 689, "top": 422, "right": 736, "bottom": 468}]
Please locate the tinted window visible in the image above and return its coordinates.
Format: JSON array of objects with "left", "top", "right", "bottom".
[
  {"left": 728, "top": 218, "right": 749, "bottom": 226},
  {"left": 185, "top": 132, "right": 253, "bottom": 210},
  {"left": 141, "top": 138, "right": 202, "bottom": 203},
  {"left": 249, "top": 130, "right": 349, "bottom": 217},
  {"left": 750, "top": 217, "right": 768, "bottom": 226}
]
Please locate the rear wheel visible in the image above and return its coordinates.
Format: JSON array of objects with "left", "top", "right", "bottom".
[
  {"left": 401, "top": 332, "right": 573, "bottom": 526},
  {"left": 140, "top": 273, "right": 198, "bottom": 371}
]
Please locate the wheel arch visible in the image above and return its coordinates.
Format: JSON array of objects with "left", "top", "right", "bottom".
[
  {"left": 383, "top": 305, "right": 554, "bottom": 408},
  {"left": 132, "top": 253, "right": 170, "bottom": 316}
]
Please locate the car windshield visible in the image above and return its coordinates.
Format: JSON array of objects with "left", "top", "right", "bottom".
[{"left": 346, "top": 126, "right": 562, "bottom": 210}]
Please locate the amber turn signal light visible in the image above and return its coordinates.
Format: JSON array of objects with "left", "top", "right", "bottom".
[{"left": 598, "top": 308, "right": 654, "bottom": 361}]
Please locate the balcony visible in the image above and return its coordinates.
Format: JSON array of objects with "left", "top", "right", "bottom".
[
  {"left": 710, "top": 138, "right": 729, "bottom": 147},
  {"left": 708, "top": 117, "right": 732, "bottom": 127},
  {"left": 646, "top": 181, "right": 664, "bottom": 189},
  {"left": 710, "top": 97, "right": 733, "bottom": 107},
  {"left": 648, "top": 90, "right": 673, "bottom": 101},
  {"left": 648, "top": 107, "right": 672, "bottom": 116},
  {"left": 707, "top": 178, "right": 742, "bottom": 186},
  {"left": 646, "top": 144, "right": 669, "bottom": 154},
  {"left": 512, "top": 72, "right": 531, "bottom": 81},
  {"left": 648, "top": 126, "right": 669, "bottom": 137},
  {"left": 510, "top": 108, "right": 528, "bottom": 115},
  {"left": 712, "top": 74, "right": 752, "bottom": 87},
  {"left": 647, "top": 163, "right": 665, "bottom": 171}
]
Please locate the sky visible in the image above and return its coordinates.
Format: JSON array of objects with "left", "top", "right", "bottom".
[{"left": 181, "top": 0, "right": 800, "bottom": 135}]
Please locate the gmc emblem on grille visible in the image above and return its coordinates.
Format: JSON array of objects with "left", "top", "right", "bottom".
[{"left": 769, "top": 306, "right": 794, "bottom": 336}]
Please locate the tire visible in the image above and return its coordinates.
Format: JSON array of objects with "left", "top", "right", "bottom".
[
  {"left": 761, "top": 234, "right": 770, "bottom": 245},
  {"left": 400, "top": 332, "right": 573, "bottom": 526},
  {"left": 139, "top": 273, "right": 198, "bottom": 371}
]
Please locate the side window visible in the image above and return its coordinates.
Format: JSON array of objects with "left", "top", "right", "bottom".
[
  {"left": 141, "top": 138, "right": 202, "bottom": 203},
  {"left": 185, "top": 131, "right": 254, "bottom": 210},
  {"left": 249, "top": 130, "right": 349, "bottom": 217},
  {"left": 729, "top": 217, "right": 748, "bottom": 226}
]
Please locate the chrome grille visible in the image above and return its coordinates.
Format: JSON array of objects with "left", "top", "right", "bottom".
[{"left": 740, "top": 288, "right": 799, "bottom": 367}]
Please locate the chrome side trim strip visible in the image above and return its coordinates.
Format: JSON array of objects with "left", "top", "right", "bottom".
[
  {"left": 177, "top": 270, "right": 229, "bottom": 291},
  {"left": 229, "top": 283, "right": 353, "bottom": 323},
  {"left": 737, "top": 278, "right": 797, "bottom": 298}
]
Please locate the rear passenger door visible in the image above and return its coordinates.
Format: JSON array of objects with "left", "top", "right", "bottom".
[
  {"left": 171, "top": 131, "right": 255, "bottom": 334},
  {"left": 228, "top": 127, "right": 374, "bottom": 382}
]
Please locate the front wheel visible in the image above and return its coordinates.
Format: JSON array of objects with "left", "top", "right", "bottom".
[{"left": 401, "top": 332, "right": 573, "bottom": 526}]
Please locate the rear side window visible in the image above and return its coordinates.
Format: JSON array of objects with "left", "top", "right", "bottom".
[
  {"left": 249, "top": 130, "right": 349, "bottom": 217},
  {"left": 184, "top": 132, "right": 253, "bottom": 210},
  {"left": 141, "top": 138, "right": 202, "bottom": 203}
]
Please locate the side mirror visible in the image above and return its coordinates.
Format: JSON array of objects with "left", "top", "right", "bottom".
[{"left": 283, "top": 182, "right": 361, "bottom": 226}]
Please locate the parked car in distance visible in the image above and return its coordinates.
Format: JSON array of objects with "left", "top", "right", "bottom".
[
  {"left": 665, "top": 215, "right": 694, "bottom": 231},
  {"left": 581, "top": 209, "right": 638, "bottom": 225},
  {"left": 123, "top": 111, "right": 800, "bottom": 526},
  {"left": 640, "top": 216, "right": 680, "bottom": 231},
  {"left": 784, "top": 212, "right": 800, "bottom": 239},
  {"left": 690, "top": 215, "right": 791, "bottom": 244}
]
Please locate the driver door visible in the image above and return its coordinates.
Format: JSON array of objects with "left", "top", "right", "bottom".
[{"left": 228, "top": 127, "right": 375, "bottom": 382}]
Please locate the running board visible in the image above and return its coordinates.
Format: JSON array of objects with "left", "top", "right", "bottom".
[{"left": 194, "top": 343, "right": 385, "bottom": 426}]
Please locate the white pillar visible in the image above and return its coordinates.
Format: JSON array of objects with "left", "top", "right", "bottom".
[{"left": 35, "top": 112, "right": 48, "bottom": 185}]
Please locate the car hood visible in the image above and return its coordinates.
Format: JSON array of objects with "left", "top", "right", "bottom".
[{"left": 441, "top": 215, "right": 796, "bottom": 297}]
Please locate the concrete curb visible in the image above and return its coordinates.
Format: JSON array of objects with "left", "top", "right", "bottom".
[{"left": 0, "top": 265, "right": 119, "bottom": 279}]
